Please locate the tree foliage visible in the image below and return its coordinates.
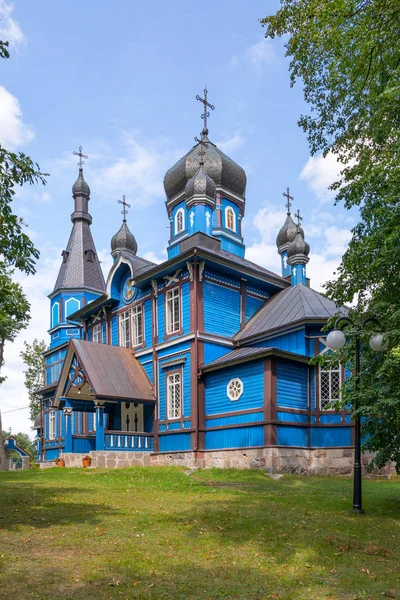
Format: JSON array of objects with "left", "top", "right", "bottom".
[
  {"left": 262, "top": 0, "right": 400, "bottom": 472},
  {"left": 20, "top": 339, "right": 47, "bottom": 421}
]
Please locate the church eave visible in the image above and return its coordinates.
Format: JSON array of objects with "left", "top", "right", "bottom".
[
  {"left": 235, "top": 317, "right": 330, "bottom": 345},
  {"left": 201, "top": 346, "right": 310, "bottom": 374}
]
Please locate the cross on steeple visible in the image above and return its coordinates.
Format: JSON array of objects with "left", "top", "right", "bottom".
[
  {"left": 282, "top": 187, "right": 294, "bottom": 214},
  {"left": 118, "top": 195, "right": 131, "bottom": 223},
  {"left": 73, "top": 145, "right": 88, "bottom": 168},
  {"left": 196, "top": 87, "right": 215, "bottom": 133},
  {"left": 294, "top": 208, "right": 303, "bottom": 227},
  {"left": 194, "top": 134, "right": 209, "bottom": 166}
]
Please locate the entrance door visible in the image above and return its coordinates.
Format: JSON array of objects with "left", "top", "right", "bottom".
[{"left": 121, "top": 402, "right": 143, "bottom": 432}]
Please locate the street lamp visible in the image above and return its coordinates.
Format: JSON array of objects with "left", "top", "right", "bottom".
[{"left": 326, "top": 316, "right": 387, "bottom": 514}]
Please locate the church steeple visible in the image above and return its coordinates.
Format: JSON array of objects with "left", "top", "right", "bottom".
[
  {"left": 111, "top": 195, "right": 138, "bottom": 257},
  {"left": 49, "top": 147, "right": 105, "bottom": 349}
]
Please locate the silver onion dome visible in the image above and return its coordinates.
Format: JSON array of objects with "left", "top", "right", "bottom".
[
  {"left": 111, "top": 221, "right": 138, "bottom": 255},
  {"left": 72, "top": 168, "right": 90, "bottom": 198},
  {"left": 185, "top": 164, "right": 216, "bottom": 201},
  {"left": 164, "top": 131, "right": 246, "bottom": 200},
  {"left": 276, "top": 214, "right": 304, "bottom": 251},
  {"left": 287, "top": 230, "right": 310, "bottom": 261}
]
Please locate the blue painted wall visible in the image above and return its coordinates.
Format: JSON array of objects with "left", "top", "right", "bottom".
[
  {"left": 205, "top": 425, "right": 264, "bottom": 450},
  {"left": 159, "top": 432, "right": 191, "bottom": 452},
  {"left": 276, "top": 360, "right": 308, "bottom": 410},
  {"left": 204, "top": 281, "right": 240, "bottom": 337},
  {"left": 245, "top": 295, "right": 264, "bottom": 322}
]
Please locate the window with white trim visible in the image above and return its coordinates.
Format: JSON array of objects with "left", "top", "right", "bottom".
[
  {"left": 225, "top": 206, "right": 236, "bottom": 232},
  {"left": 175, "top": 208, "right": 185, "bottom": 234},
  {"left": 93, "top": 323, "right": 102, "bottom": 343},
  {"left": 166, "top": 287, "right": 181, "bottom": 334},
  {"left": 320, "top": 365, "right": 341, "bottom": 410},
  {"left": 132, "top": 304, "right": 144, "bottom": 346},
  {"left": 48, "top": 410, "right": 56, "bottom": 440},
  {"left": 227, "top": 378, "right": 243, "bottom": 401},
  {"left": 167, "top": 372, "right": 182, "bottom": 419},
  {"left": 120, "top": 311, "right": 130, "bottom": 348}
]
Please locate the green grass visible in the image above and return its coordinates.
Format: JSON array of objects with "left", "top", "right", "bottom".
[{"left": 0, "top": 468, "right": 399, "bottom": 599}]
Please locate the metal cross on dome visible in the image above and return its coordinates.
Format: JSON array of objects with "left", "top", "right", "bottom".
[
  {"left": 282, "top": 187, "right": 294, "bottom": 214},
  {"left": 73, "top": 145, "right": 88, "bottom": 168},
  {"left": 196, "top": 87, "right": 215, "bottom": 132},
  {"left": 294, "top": 208, "right": 303, "bottom": 227},
  {"left": 118, "top": 195, "right": 131, "bottom": 222}
]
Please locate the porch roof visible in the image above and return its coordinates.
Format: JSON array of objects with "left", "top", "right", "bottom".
[{"left": 54, "top": 339, "right": 155, "bottom": 404}]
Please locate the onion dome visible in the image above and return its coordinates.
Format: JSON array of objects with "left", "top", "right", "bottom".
[
  {"left": 111, "top": 221, "right": 138, "bottom": 255},
  {"left": 287, "top": 228, "right": 310, "bottom": 263},
  {"left": 276, "top": 214, "right": 304, "bottom": 251},
  {"left": 72, "top": 168, "right": 90, "bottom": 198},
  {"left": 185, "top": 163, "right": 216, "bottom": 203},
  {"left": 164, "top": 129, "right": 246, "bottom": 200}
]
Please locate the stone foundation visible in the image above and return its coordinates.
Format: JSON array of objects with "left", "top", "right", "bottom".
[{"left": 59, "top": 447, "right": 395, "bottom": 477}]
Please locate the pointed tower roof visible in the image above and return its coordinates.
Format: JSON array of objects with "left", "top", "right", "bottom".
[{"left": 54, "top": 155, "right": 105, "bottom": 293}]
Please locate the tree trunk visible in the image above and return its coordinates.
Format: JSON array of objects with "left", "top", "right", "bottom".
[{"left": 0, "top": 411, "right": 9, "bottom": 471}]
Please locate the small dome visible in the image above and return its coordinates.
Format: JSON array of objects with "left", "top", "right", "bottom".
[
  {"left": 72, "top": 168, "right": 90, "bottom": 197},
  {"left": 164, "top": 133, "right": 246, "bottom": 201},
  {"left": 287, "top": 230, "right": 310, "bottom": 259},
  {"left": 185, "top": 164, "right": 216, "bottom": 200},
  {"left": 276, "top": 214, "right": 304, "bottom": 250},
  {"left": 111, "top": 221, "right": 138, "bottom": 255}
]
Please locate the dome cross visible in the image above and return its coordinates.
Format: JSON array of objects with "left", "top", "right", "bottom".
[
  {"left": 294, "top": 208, "right": 303, "bottom": 227},
  {"left": 118, "top": 195, "right": 131, "bottom": 223},
  {"left": 196, "top": 87, "right": 215, "bottom": 133},
  {"left": 282, "top": 187, "right": 294, "bottom": 215},
  {"left": 73, "top": 145, "right": 88, "bottom": 168}
]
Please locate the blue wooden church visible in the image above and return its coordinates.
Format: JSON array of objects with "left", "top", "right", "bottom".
[{"left": 35, "top": 96, "right": 353, "bottom": 473}]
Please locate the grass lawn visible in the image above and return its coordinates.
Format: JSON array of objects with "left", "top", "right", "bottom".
[{"left": 0, "top": 467, "right": 399, "bottom": 600}]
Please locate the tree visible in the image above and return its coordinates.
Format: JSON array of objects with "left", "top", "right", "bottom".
[
  {"left": 20, "top": 339, "right": 47, "bottom": 421},
  {"left": 262, "top": 0, "right": 400, "bottom": 472}
]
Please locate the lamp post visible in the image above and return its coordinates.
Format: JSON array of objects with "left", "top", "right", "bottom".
[{"left": 326, "top": 316, "right": 387, "bottom": 514}]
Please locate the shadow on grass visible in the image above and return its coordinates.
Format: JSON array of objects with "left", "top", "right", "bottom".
[{"left": 0, "top": 475, "right": 117, "bottom": 531}]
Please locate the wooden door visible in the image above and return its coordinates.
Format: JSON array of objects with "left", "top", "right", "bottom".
[{"left": 121, "top": 402, "right": 143, "bottom": 432}]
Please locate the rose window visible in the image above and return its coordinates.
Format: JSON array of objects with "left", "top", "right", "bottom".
[{"left": 227, "top": 378, "right": 243, "bottom": 401}]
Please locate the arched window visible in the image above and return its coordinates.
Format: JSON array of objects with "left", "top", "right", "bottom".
[
  {"left": 225, "top": 206, "right": 236, "bottom": 232},
  {"left": 175, "top": 208, "right": 185, "bottom": 234}
]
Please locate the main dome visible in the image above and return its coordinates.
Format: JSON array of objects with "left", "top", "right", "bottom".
[{"left": 164, "top": 132, "right": 246, "bottom": 201}]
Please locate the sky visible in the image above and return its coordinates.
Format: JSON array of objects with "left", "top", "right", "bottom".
[{"left": 0, "top": 0, "right": 356, "bottom": 437}]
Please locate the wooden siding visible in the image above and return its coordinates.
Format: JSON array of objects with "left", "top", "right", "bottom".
[
  {"left": 111, "top": 315, "right": 118, "bottom": 346},
  {"left": 204, "top": 359, "right": 264, "bottom": 416},
  {"left": 144, "top": 299, "right": 152, "bottom": 348},
  {"left": 310, "top": 427, "right": 351, "bottom": 447},
  {"left": 277, "top": 425, "right": 308, "bottom": 446},
  {"left": 245, "top": 295, "right": 264, "bottom": 322},
  {"left": 204, "top": 281, "right": 241, "bottom": 337},
  {"left": 205, "top": 411, "right": 264, "bottom": 427},
  {"left": 203, "top": 342, "right": 232, "bottom": 365},
  {"left": 159, "top": 432, "right": 191, "bottom": 452},
  {"left": 251, "top": 329, "right": 307, "bottom": 355},
  {"left": 140, "top": 360, "right": 154, "bottom": 384},
  {"left": 276, "top": 412, "right": 308, "bottom": 423},
  {"left": 276, "top": 360, "right": 308, "bottom": 410},
  {"left": 205, "top": 425, "right": 264, "bottom": 450}
]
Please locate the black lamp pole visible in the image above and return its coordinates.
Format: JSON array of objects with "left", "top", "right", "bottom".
[{"left": 332, "top": 316, "right": 382, "bottom": 514}]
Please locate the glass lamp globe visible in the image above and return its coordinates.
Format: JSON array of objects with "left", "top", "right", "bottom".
[
  {"left": 369, "top": 333, "right": 388, "bottom": 352},
  {"left": 326, "top": 329, "right": 346, "bottom": 350}
]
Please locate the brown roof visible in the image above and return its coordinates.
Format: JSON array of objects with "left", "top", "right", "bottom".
[{"left": 55, "top": 339, "right": 155, "bottom": 403}]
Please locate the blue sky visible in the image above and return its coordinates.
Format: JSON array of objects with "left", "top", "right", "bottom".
[{"left": 0, "top": 0, "right": 355, "bottom": 435}]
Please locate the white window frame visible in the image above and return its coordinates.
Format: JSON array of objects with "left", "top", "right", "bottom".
[
  {"left": 167, "top": 372, "right": 182, "bottom": 419},
  {"left": 225, "top": 206, "right": 236, "bottom": 232},
  {"left": 119, "top": 310, "right": 130, "bottom": 348},
  {"left": 166, "top": 287, "right": 181, "bottom": 334},
  {"left": 48, "top": 410, "right": 56, "bottom": 440},
  {"left": 131, "top": 304, "right": 144, "bottom": 347},
  {"left": 175, "top": 208, "right": 185, "bottom": 234},
  {"left": 227, "top": 378, "right": 243, "bottom": 401},
  {"left": 319, "top": 365, "right": 342, "bottom": 410},
  {"left": 92, "top": 323, "right": 102, "bottom": 343}
]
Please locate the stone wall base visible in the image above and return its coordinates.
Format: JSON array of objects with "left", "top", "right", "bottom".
[
  {"left": 40, "top": 460, "right": 57, "bottom": 469},
  {"left": 150, "top": 447, "right": 395, "bottom": 478},
  {"left": 59, "top": 447, "right": 395, "bottom": 477}
]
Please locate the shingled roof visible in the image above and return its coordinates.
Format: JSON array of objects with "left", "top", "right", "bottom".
[
  {"left": 54, "top": 220, "right": 106, "bottom": 292},
  {"left": 54, "top": 339, "right": 155, "bottom": 404},
  {"left": 235, "top": 284, "right": 343, "bottom": 342}
]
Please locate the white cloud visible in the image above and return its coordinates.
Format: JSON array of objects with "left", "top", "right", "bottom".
[
  {"left": 215, "top": 133, "right": 245, "bottom": 154},
  {"left": 81, "top": 133, "right": 183, "bottom": 209},
  {"left": 245, "top": 203, "right": 352, "bottom": 292},
  {"left": 0, "top": 0, "right": 26, "bottom": 48},
  {"left": 300, "top": 152, "right": 344, "bottom": 202},
  {"left": 0, "top": 85, "right": 34, "bottom": 149},
  {"left": 230, "top": 39, "right": 276, "bottom": 75}
]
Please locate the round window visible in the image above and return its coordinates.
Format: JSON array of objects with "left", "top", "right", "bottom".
[{"left": 227, "top": 378, "right": 243, "bottom": 401}]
